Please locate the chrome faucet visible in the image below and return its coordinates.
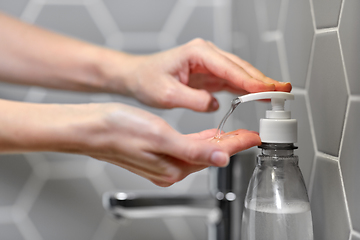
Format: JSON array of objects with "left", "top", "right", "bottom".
[{"left": 102, "top": 151, "right": 256, "bottom": 240}]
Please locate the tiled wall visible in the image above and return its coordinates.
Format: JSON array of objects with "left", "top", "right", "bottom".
[
  {"left": 0, "top": 0, "right": 359, "bottom": 240},
  {"left": 232, "top": 0, "right": 360, "bottom": 240},
  {"left": 0, "top": 0, "right": 232, "bottom": 240}
]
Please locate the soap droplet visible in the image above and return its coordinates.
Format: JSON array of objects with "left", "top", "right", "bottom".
[{"left": 215, "top": 98, "right": 242, "bottom": 138}]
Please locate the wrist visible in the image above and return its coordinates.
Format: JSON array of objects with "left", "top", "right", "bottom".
[{"left": 93, "top": 48, "right": 146, "bottom": 96}]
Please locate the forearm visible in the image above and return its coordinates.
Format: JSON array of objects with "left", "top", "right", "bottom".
[
  {"left": 0, "top": 12, "right": 138, "bottom": 95},
  {"left": 0, "top": 99, "right": 96, "bottom": 153}
]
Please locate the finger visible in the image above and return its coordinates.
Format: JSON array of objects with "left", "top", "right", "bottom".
[
  {"left": 170, "top": 80, "right": 219, "bottom": 112},
  {"left": 206, "top": 41, "right": 292, "bottom": 92}
]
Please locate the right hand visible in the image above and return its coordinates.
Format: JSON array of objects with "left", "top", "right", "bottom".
[{"left": 76, "top": 103, "right": 261, "bottom": 186}]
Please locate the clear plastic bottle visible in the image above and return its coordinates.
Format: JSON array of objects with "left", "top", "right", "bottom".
[{"left": 241, "top": 143, "right": 313, "bottom": 240}]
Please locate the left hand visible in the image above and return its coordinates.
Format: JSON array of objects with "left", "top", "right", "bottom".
[{"left": 123, "top": 38, "right": 292, "bottom": 112}]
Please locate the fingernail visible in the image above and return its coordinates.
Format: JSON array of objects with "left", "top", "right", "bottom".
[
  {"left": 211, "top": 99, "right": 219, "bottom": 110},
  {"left": 211, "top": 151, "right": 229, "bottom": 166}
]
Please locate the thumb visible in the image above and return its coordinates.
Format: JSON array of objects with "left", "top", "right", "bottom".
[
  {"left": 162, "top": 134, "right": 230, "bottom": 167},
  {"left": 172, "top": 82, "right": 219, "bottom": 112}
]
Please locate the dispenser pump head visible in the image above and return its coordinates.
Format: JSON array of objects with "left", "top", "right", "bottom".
[{"left": 238, "top": 91, "right": 297, "bottom": 143}]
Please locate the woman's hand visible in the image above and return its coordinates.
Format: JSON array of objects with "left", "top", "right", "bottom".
[
  {"left": 78, "top": 103, "right": 261, "bottom": 187},
  {"left": 118, "top": 39, "right": 292, "bottom": 112}
]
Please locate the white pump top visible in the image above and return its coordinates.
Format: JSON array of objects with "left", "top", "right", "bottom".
[{"left": 238, "top": 92, "right": 297, "bottom": 143}]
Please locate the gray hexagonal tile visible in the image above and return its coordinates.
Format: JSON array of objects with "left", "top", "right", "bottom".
[
  {"left": 308, "top": 32, "right": 348, "bottom": 156},
  {"left": 35, "top": 5, "right": 105, "bottom": 45},
  {"left": 0, "top": 0, "right": 29, "bottom": 17},
  {"left": 289, "top": 93, "right": 315, "bottom": 187},
  {"left": 256, "top": 41, "right": 283, "bottom": 82},
  {"left": 41, "top": 89, "right": 91, "bottom": 104},
  {"left": 105, "top": 162, "right": 163, "bottom": 191},
  {"left": 111, "top": 218, "right": 175, "bottom": 240},
  {"left": 283, "top": 0, "right": 314, "bottom": 88},
  {"left": 312, "top": 0, "right": 342, "bottom": 28},
  {"left": 231, "top": 100, "right": 269, "bottom": 143},
  {"left": 351, "top": 234, "right": 360, "bottom": 240},
  {"left": 0, "top": 82, "right": 30, "bottom": 102},
  {"left": 103, "top": 0, "right": 177, "bottom": 32},
  {"left": 29, "top": 178, "right": 104, "bottom": 240},
  {"left": 0, "top": 154, "right": 32, "bottom": 206},
  {"left": 184, "top": 217, "right": 208, "bottom": 240},
  {"left": 339, "top": 100, "right": 360, "bottom": 232},
  {"left": 121, "top": 32, "right": 160, "bottom": 54},
  {"left": 111, "top": 94, "right": 165, "bottom": 118},
  {"left": 0, "top": 223, "right": 24, "bottom": 240},
  {"left": 105, "top": 162, "right": 209, "bottom": 194},
  {"left": 177, "top": 7, "right": 214, "bottom": 45},
  {"left": 41, "top": 152, "right": 90, "bottom": 163},
  {"left": 258, "top": 0, "right": 282, "bottom": 31},
  {"left": 232, "top": 0, "right": 260, "bottom": 64},
  {"left": 311, "top": 155, "right": 351, "bottom": 240},
  {"left": 177, "top": 110, "right": 215, "bottom": 134},
  {"left": 339, "top": 0, "right": 360, "bottom": 95}
]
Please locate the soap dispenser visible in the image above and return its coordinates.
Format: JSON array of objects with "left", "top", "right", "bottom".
[{"left": 235, "top": 92, "right": 313, "bottom": 240}]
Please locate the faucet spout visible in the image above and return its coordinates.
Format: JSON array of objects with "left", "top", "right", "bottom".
[{"left": 103, "top": 192, "right": 221, "bottom": 224}]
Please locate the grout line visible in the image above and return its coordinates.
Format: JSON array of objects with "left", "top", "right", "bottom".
[
  {"left": 0, "top": 207, "right": 13, "bottom": 224},
  {"left": 337, "top": 30, "right": 352, "bottom": 96},
  {"left": 350, "top": 95, "right": 360, "bottom": 102},
  {"left": 338, "top": 0, "right": 346, "bottom": 28},
  {"left": 308, "top": 0, "right": 317, "bottom": 32},
  {"left": 262, "top": 31, "right": 282, "bottom": 42},
  {"left": 315, "top": 27, "right": 338, "bottom": 35},
  {"left": 160, "top": 0, "right": 195, "bottom": 40},
  {"left": 336, "top": 96, "right": 353, "bottom": 231},
  {"left": 17, "top": 216, "right": 43, "bottom": 240},
  {"left": 90, "top": 215, "right": 119, "bottom": 240},
  {"left": 13, "top": 174, "right": 47, "bottom": 219},
  {"left": 277, "top": 36, "right": 291, "bottom": 83},
  {"left": 213, "top": 0, "right": 232, "bottom": 51},
  {"left": 304, "top": 90, "right": 320, "bottom": 197},
  {"left": 23, "top": 87, "right": 47, "bottom": 103},
  {"left": 20, "top": 0, "right": 45, "bottom": 24},
  {"left": 337, "top": 157, "right": 354, "bottom": 233},
  {"left": 84, "top": 0, "right": 120, "bottom": 38},
  {"left": 277, "top": 0, "right": 289, "bottom": 31},
  {"left": 163, "top": 218, "right": 197, "bottom": 240},
  {"left": 304, "top": 89, "right": 318, "bottom": 155},
  {"left": 316, "top": 151, "right": 339, "bottom": 162},
  {"left": 338, "top": 97, "right": 351, "bottom": 160},
  {"left": 307, "top": 154, "right": 317, "bottom": 200},
  {"left": 44, "top": 0, "right": 84, "bottom": 5},
  {"left": 254, "top": 0, "right": 268, "bottom": 34},
  {"left": 47, "top": 161, "right": 89, "bottom": 179},
  {"left": 304, "top": 28, "right": 316, "bottom": 91},
  {"left": 290, "top": 87, "right": 307, "bottom": 95},
  {"left": 352, "top": 230, "right": 360, "bottom": 238}
]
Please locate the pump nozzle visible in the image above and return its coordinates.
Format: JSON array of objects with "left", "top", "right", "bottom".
[
  {"left": 238, "top": 91, "right": 294, "bottom": 103},
  {"left": 237, "top": 91, "right": 297, "bottom": 143}
]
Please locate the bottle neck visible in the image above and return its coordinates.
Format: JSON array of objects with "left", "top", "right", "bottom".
[
  {"left": 257, "top": 143, "right": 298, "bottom": 166},
  {"left": 259, "top": 143, "right": 297, "bottom": 157}
]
